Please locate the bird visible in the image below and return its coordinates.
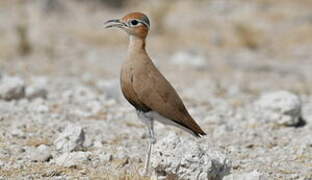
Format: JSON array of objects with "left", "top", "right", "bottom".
[{"left": 104, "top": 12, "right": 206, "bottom": 175}]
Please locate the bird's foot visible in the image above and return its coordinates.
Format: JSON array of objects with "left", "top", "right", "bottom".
[{"left": 139, "top": 167, "right": 150, "bottom": 177}]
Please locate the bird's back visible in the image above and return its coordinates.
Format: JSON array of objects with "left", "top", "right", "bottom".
[{"left": 121, "top": 52, "right": 206, "bottom": 137}]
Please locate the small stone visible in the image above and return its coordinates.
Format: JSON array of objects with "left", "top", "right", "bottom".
[
  {"left": 301, "top": 100, "right": 312, "bottom": 124},
  {"left": 55, "top": 152, "right": 91, "bottom": 168},
  {"left": 93, "top": 140, "right": 103, "bottom": 148},
  {"left": 151, "top": 133, "right": 231, "bottom": 180},
  {"left": 0, "top": 161, "right": 5, "bottom": 169},
  {"left": 11, "top": 128, "right": 25, "bottom": 139},
  {"left": 35, "top": 104, "right": 49, "bottom": 113},
  {"left": 0, "top": 76, "right": 25, "bottom": 101},
  {"left": 255, "top": 91, "right": 302, "bottom": 126},
  {"left": 99, "top": 152, "right": 113, "bottom": 162},
  {"left": 26, "top": 86, "right": 48, "bottom": 100},
  {"left": 223, "top": 170, "right": 268, "bottom": 180},
  {"left": 54, "top": 124, "right": 85, "bottom": 153},
  {"left": 0, "top": 148, "right": 10, "bottom": 159},
  {"left": 83, "top": 136, "right": 93, "bottom": 148},
  {"left": 29, "top": 145, "right": 52, "bottom": 162}
]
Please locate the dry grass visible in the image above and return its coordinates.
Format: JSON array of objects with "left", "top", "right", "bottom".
[
  {"left": 25, "top": 137, "right": 51, "bottom": 147},
  {"left": 234, "top": 23, "right": 265, "bottom": 50},
  {"left": 16, "top": 23, "right": 32, "bottom": 56},
  {"left": 0, "top": 41, "right": 14, "bottom": 60}
]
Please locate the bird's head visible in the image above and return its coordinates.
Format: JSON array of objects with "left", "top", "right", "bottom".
[{"left": 104, "top": 12, "right": 150, "bottom": 39}]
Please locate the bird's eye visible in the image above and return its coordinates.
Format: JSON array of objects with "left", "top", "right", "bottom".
[{"left": 130, "top": 20, "right": 139, "bottom": 26}]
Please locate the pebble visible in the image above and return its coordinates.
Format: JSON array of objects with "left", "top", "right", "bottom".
[
  {"left": 223, "top": 170, "right": 268, "bottom": 180},
  {"left": 25, "top": 86, "right": 47, "bottom": 100},
  {"left": 255, "top": 91, "right": 302, "bottom": 126},
  {"left": 29, "top": 145, "right": 52, "bottom": 162},
  {"left": 0, "top": 76, "right": 25, "bottom": 101},
  {"left": 54, "top": 124, "right": 85, "bottom": 153}
]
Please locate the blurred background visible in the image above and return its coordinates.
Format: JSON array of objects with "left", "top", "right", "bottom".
[
  {"left": 0, "top": 0, "right": 312, "bottom": 179},
  {"left": 1, "top": 0, "right": 312, "bottom": 92}
]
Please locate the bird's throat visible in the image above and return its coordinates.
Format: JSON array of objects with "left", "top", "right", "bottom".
[{"left": 128, "top": 35, "right": 146, "bottom": 53}]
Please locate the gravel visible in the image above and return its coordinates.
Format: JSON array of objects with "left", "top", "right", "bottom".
[
  {"left": 0, "top": 1, "right": 312, "bottom": 179},
  {"left": 223, "top": 170, "right": 268, "bottom": 180},
  {"left": 54, "top": 152, "right": 91, "bottom": 168}
]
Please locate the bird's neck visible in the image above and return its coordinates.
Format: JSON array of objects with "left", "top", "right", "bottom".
[{"left": 128, "top": 35, "right": 147, "bottom": 54}]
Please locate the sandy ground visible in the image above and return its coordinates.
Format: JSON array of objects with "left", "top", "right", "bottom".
[{"left": 0, "top": 0, "right": 312, "bottom": 179}]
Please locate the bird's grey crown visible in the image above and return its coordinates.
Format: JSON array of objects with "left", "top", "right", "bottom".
[{"left": 141, "top": 15, "right": 150, "bottom": 28}]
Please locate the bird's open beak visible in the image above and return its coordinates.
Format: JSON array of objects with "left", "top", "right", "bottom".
[{"left": 104, "top": 19, "right": 125, "bottom": 29}]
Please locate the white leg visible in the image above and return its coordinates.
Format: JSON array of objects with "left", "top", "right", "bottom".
[
  {"left": 143, "top": 137, "right": 152, "bottom": 175},
  {"left": 143, "top": 119, "right": 155, "bottom": 176},
  {"left": 137, "top": 111, "right": 156, "bottom": 176}
]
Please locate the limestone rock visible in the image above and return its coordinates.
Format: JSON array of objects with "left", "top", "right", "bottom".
[
  {"left": 54, "top": 124, "right": 85, "bottom": 153},
  {"left": 29, "top": 145, "right": 52, "bottom": 162},
  {"left": 151, "top": 134, "right": 231, "bottom": 180},
  {"left": 255, "top": 91, "right": 302, "bottom": 126},
  {"left": 0, "top": 76, "right": 25, "bottom": 101}
]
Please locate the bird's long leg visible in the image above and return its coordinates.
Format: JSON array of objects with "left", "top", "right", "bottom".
[{"left": 143, "top": 118, "right": 155, "bottom": 176}]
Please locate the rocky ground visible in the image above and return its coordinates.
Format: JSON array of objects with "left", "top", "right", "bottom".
[{"left": 0, "top": 0, "right": 312, "bottom": 179}]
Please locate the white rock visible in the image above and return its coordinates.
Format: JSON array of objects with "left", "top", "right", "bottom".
[
  {"left": 55, "top": 152, "right": 91, "bottom": 167},
  {"left": 223, "top": 170, "right": 268, "bottom": 180},
  {"left": 0, "top": 148, "right": 10, "bottom": 159},
  {"left": 27, "top": 98, "right": 49, "bottom": 113},
  {"left": 11, "top": 128, "right": 25, "bottom": 139},
  {"left": 93, "top": 140, "right": 104, "bottom": 148},
  {"left": 255, "top": 91, "right": 302, "bottom": 126},
  {"left": 170, "top": 50, "right": 207, "bottom": 69},
  {"left": 35, "top": 104, "right": 49, "bottom": 113},
  {"left": 54, "top": 124, "right": 85, "bottom": 153},
  {"left": 99, "top": 152, "right": 113, "bottom": 162},
  {"left": 26, "top": 86, "right": 47, "bottom": 100},
  {"left": 301, "top": 100, "right": 312, "bottom": 123},
  {"left": 151, "top": 134, "right": 231, "bottom": 180},
  {"left": 25, "top": 76, "right": 48, "bottom": 100},
  {"left": 0, "top": 76, "right": 25, "bottom": 101},
  {"left": 0, "top": 161, "right": 5, "bottom": 169},
  {"left": 29, "top": 145, "right": 52, "bottom": 162}
]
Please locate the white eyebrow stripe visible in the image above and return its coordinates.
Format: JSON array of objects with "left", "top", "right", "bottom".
[
  {"left": 128, "top": 19, "right": 150, "bottom": 29},
  {"left": 137, "top": 20, "right": 150, "bottom": 29}
]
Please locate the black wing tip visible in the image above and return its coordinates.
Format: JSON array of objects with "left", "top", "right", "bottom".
[{"left": 194, "top": 131, "right": 207, "bottom": 138}]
